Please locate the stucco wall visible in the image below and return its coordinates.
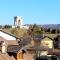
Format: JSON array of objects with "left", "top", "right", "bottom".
[{"left": 41, "top": 37, "right": 53, "bottom": 48}]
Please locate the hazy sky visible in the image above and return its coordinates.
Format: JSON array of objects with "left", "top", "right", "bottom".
[{"left": 0, "top": 0, "right": 60, "bottom": 25}]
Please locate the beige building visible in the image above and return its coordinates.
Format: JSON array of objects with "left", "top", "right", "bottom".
[
  {"left": 31, "top": 36, "right": 53, "bottom": 49},
  {"left": 40, "top": 37, "right": 53, "bottom": 48}
]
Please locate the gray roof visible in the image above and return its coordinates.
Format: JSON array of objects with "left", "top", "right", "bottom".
[
  {"left": 33, "top": 35, "right": 53, "bottom": 41},
  {"left": 18, "top": 37, "right": 31, "bottom": 46},
  {"left": 7, "top": 45, "right": 21, "bottom": 53},
  {"left": 27, "top": 46, "right": 53, "bottom": 51},
  {"left": 7, "top": 37, "right": 31, "bottom": 53}
]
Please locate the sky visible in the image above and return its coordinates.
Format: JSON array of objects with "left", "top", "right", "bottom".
[{"left": 0, "top": 0, "right": 60, "bottom": 25}]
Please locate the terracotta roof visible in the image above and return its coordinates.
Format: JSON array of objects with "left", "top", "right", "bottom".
[{"left": 0, "top": 53, "right": 15, "bottom": 60}]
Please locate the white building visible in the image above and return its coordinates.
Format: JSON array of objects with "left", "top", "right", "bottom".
[
  {"left": 14, "top": 16, "right": 23, "bottom": 28},
  {"left": 13, "top": 16, "right": 29, "bottom": 29}
]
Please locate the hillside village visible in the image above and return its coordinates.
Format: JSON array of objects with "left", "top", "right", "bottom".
[{"left": 0, "top": 16, "right": 60, "bottom": 60}]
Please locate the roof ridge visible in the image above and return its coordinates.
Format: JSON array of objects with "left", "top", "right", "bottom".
[{"left": 0, "top": 30, "right": 19, "bottom": 39}]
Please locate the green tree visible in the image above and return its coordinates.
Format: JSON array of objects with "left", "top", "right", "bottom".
[
  {"left": 28, "top": 24, "right": 42, "bottom": 36},
  {"left": 10, "top": 28, "right": 19, "bottom": 37},
  {"left": 10, "top": 28, "right": 27, "bottom": 38},
  {"left": 4, "top": 25, "right": 12, "bottom": 28},
  {"left": 51, "top": 29, "right": 56, "bottom": 33}
]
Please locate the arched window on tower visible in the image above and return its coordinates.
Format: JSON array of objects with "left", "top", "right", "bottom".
[{"left": 18, "top": 20, "right": 20, "bottom": 26}]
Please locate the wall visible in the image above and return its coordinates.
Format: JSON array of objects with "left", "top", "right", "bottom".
[{"left": 41, "top": 37, "right": 53, "bottom": 48}]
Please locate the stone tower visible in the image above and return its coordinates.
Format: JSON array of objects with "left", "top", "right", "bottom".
[{"left": 14, "top": 16, "right": 23, "bottom": 28}]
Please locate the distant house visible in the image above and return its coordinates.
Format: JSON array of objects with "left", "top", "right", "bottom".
[
  {"left": 40, "top": 37, "right": 53, "bottom": 48},
  {"left": 31, "top": 35, "right": 53, "bottom": 57},
  {"left": 31, "top": 35, "right": 53, "bottom": 49}
]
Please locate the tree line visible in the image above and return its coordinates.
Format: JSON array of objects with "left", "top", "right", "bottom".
[
  {"left": 0, "top": 24, "right": 60, "bottom": 38},
  {"left": 0, "top": 25, "right": 12, "bottom": 28},
  {"left": 28, "top": 24, "right": 60, "bottom": 36}
]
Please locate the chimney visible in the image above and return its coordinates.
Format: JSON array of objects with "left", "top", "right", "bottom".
[{"left": 1, "top": 41, "right": 7, "bottom": 53}]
